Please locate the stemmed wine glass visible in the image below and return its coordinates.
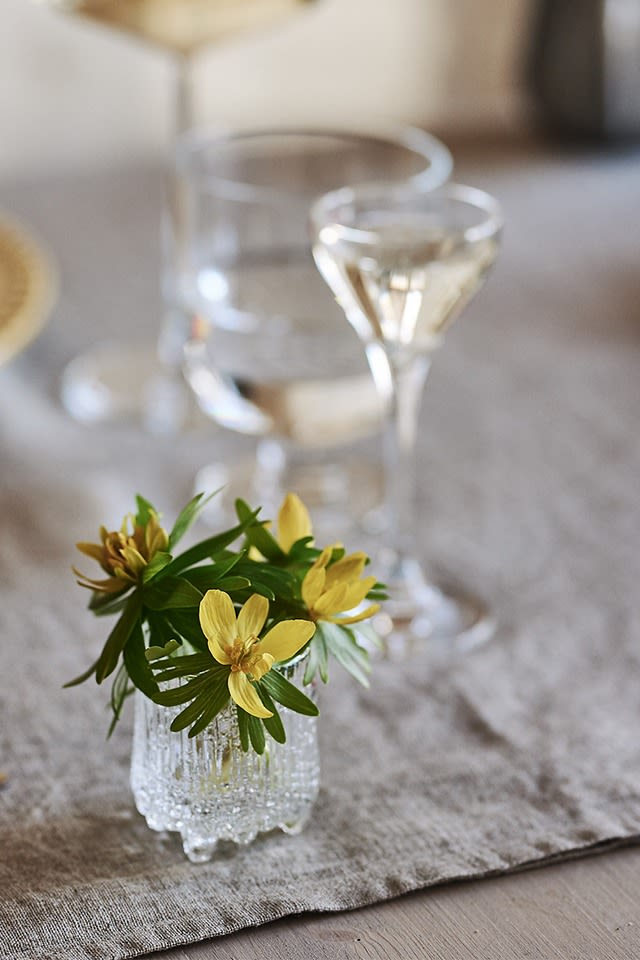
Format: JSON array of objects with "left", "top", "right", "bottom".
[
  {"left": 310, "top": 182, "right": 503, "bottom": 652},
  {"left": 38, "top": 0, "right": 318, "bottom": 428}
]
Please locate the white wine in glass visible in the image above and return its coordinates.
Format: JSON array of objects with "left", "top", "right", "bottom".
[
  {"left": 311, "top": 182, "right": 503, "bottom": 653},
  {"left": 40, "top": 0, "right": 317, "bottom": 427},
  {"left": 46, "top": 0, "right": 314, "bottom": 55}
]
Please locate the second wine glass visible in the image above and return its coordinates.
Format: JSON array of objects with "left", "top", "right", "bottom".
[{"left": 310, "top": 182, "right": 503, "bottom": 653}]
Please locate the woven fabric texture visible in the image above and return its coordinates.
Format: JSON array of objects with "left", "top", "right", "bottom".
[{"left": 1, "top": 145, "right": 639, "bottom": 960}]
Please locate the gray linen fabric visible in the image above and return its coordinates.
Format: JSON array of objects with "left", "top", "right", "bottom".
[{"left": 1, "top": 143, "right": 640, "bottom": 960}]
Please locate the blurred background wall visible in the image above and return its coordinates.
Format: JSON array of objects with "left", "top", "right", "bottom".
[{"left": 3, "top": 0, "right": 533, "bottom": 179}]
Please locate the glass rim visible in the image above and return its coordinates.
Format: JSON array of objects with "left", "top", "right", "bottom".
[
  {"left": 310, "top": 181, "right": 504, "bottom": 247},
  {"left": 172, "top": 123, "right": 453, "bottom": 201}
]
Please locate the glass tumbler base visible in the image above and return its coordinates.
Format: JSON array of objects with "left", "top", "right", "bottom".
[{"left": 60, "top": 341, "right": 191, "bottom": 434}]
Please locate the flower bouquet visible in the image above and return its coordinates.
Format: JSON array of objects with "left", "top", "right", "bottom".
[{"left": 71, "top": 491, "right": 383, "bottom": 860}]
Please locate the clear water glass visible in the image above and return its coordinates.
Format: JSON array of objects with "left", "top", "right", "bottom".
[{"left": 165, "top": 126, "right": 452, "bottom": 532}]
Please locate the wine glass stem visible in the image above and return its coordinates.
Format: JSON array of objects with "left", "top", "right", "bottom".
[
  {"left": 157, "top": 57, "right": 195, "bottom": 370},
  {"left": 174, "top": 54, "right": 195, "bottom": 137},
  {"left": 383, "top": 351, "right": 431, "bottom": 557}
]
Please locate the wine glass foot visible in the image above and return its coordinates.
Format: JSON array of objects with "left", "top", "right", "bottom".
[
  {"left": 372, "top": 559, "right": 495, "bottom": 659},
  {"left": 60, "top": 341, "right": 191, "bottom": 434}
]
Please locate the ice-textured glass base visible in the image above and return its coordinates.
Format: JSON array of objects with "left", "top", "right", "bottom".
[{"left": 130, "top": 658, "right": 320, "bottom": 862}]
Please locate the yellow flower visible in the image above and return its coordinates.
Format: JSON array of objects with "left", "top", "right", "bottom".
[
  {"left": 74, "top": 513, "right": 169, "bottom": 593},
  {"left": 302, "top": 548, "right": 380, "bottom": 625},
  {"left": 277, "top": 492, "right": 313, "bottom": 552},
  {"left": 199, "top": 590, "right": 315, "bottom": 719},
  {"left": 248, "top": 492, "right": 314, "bottom": 562}
]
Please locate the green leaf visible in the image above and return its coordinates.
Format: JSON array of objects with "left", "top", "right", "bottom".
[
  {"left": 152, "top": 673, "right": 214, "bottom": 706},
  {"left": 142, "top": 552, "right": 173, "bottom": 583},
  {"left": 319, "top": 621, "right": 370, "bottom": 688},
  {"left": 235, "top": 499, "right": 285, "bottom": 561},
  {"left": 135, "top": 494, "right": 157, "bottom": 527},
  {"left": 144, "top": 639, "right": 180, "bottom": 661},
  {"left": 352, "top": 621, "right": 384, "bottom": 650},
  {"left": 95, "top": 592, "right": 142, "bottom": 684},
  {"left": 231, "top": 560, "right": 297, "bottom": 598},
  {"left": 261, "top": 669, "right": 319, "bottom": 716},
  {"left": 168, "top": 490, "right": 219, "bottom": 550},
  {"left": 107, "top": 662, "right": 133, "bottom": 738},
  {"left": 257, "top": 687, "right": 286, "bottom": 744},
  {"left": 163, "top": 512, "right": 259, "bottom": 577},
  {"left": 146, "top": 610, "right": 178, "bottom": 647},
  {"left": 91, "top": 594, "right": 131, "bottom": 618},
  {"left": 246, "top": 713, "right": 266, "bottom": 754},
  {"left": 181, "top": 553, "right": 246, "bottom": 592},
  {"left": 236, "top": 707, "right": 250, "bottom": 752},
  {"left": 304, "top": 630, "right": 329, "bottom": 685},
  {"left": 170, "top": 669, "right": 230, "bottom": 735},
  {"left": 123, "top": 621, "right": 159, "bottom": 700},
  {"left": 88, "top": 585, "right": 131, "bottom": 615},
  {"left": 63, "top": 656, "right": 100, "bottom": 689},
  {"left": 148, "top": 651, "right": 215, "bottom": 679},
  {"left": 165, "top": 609, "right": 208, "bottom": 652},
  {"left": 215, "top": 576, "right": 252, "bottom": 594},
  {"left": 287, "top": 537, "right": 319, "bottom": 564},
  {"left": 144, "top": 576, "right": 203, "bottom": 610}
]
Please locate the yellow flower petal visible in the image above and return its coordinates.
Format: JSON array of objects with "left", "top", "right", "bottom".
[
  {"left": 324, "top": 552, "right": 368, "bottom": 589},
  {"left": 329, "top": 603, "right": 380, "bottom": 625},
  {"left": 237, "top": 593, "right": 269, "bottom": 641},
  {"left": 199, "top": 590, "right": 236, "bottom": 663},
  {"left": 301, "top": 547, "right": 332, "bottom": 607},
  {"left": 75, "top": 542, "right": 106, "bottom": 563},
  {"left": 228, "top": 671, "right": 272, "bottom": 718},
  {"left": 302, "top": 564, "right": 326, "bottom": 609},
  {"left": 278, "top": 493, "right": 312, "bottom": 553},
  {"left": 260, "top": 619, "right": 315, "bottom": 663},
  {"left": 207, "top": 637, "right": 232, "bottom": 665},
  {"left": 74, "top": 573, "right": 128, "bottom": 593},
  {"left": 313, "top": 583, "right": 350, "bottom": 616},
  {"left": 121, "top": 545, "right": 147, "bottom": 573},
  {"left": 338, "top": 576, "right": 377, "bottom": 612},
  {"left": 248, "top": 652, "right": 274, "bottom": 681}
]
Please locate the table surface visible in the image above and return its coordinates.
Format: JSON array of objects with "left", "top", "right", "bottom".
[
  {"left": 4, "top": 133, "right": 640, "bottom": 960},
  {"left": 160, "top": 846, "right": 640, "bottom": 959}
]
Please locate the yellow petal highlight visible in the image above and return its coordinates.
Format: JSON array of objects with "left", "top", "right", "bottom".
[
  {"left": 313, "top": 583, "right": 350, "bottom": 616},
  {"left": 301, "top": 564, "right": 326, "bottom": 608},
  {"left": 324, "top": 552, "right": 368, "bottom": 589},
  {"left": 338, "top": 576, "right": 377, "bottom": 612},
  {"left": 248, "top": 652, "right": 274, "bottom": 680},
  {"left": 329, "top": 603, "right": 381, "bottom": 625},
  {"left": 207, "top": 636, "right": 232, "bottom": 665},
  {"left": 199, "top": 590, "right": 236, "bottom": 662},
  {"left": 75, "top": 542, "right": 106, "bottom": 562},
  {"left": 278, "top": 493, "right": 312, "bottom": 553},
  {"left": 228, "top": 671, "right": 272, "bottom": 718},
  {"left": 237, "top": 593, "right": 268, "bottom": 641},
  {"left": 260, "top": 619, "right": 316, "bottom": 663}
]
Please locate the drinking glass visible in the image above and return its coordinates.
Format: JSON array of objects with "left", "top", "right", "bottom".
[
  {"left": 166, "top": 126, "right": 453, "bottom": 532},
  {"left": 38, "top": 0, "right": 318, "bottom": 428},
  {"left": 310, "top": 182, "right": 503, "bottom": 651}
]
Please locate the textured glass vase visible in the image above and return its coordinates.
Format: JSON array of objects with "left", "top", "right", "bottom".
[{"left": 130, "top": 656, "right": 320, "bottom": 862}]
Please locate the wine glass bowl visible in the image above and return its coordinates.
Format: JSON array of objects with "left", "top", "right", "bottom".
[{"left": 310, "top": 182, "right": 503, "bottom": 653}]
